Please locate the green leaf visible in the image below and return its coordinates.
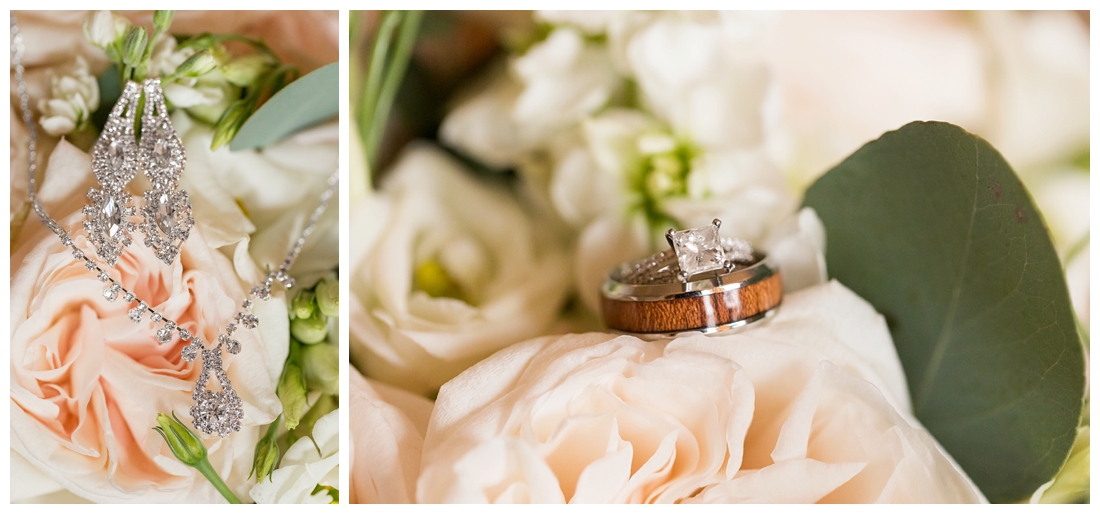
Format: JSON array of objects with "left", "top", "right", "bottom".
[
  {"left": 803, "top": 121, "right": 1086, "bottom": 503},
  {"left": 229, "top": 62, "right": 338, "bottom": 151}
]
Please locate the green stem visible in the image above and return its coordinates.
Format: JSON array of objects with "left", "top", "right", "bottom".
[
  {"left": 194, "top": 458, "right": 242, "bottom": 504},
  {"left": 357, "top": 10, "right": 402, "bottom": 158},
  {"left": 365, "top": 10, "right": 422, "bottom": 169}
]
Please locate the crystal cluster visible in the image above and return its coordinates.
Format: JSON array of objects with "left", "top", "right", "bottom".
[{"left": 190, "top": 347, "right": 244, "bottom": 437}]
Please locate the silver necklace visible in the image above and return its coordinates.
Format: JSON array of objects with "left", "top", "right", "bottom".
[{"left": 11, "top": 14, "right": 338, "bottom": 437}]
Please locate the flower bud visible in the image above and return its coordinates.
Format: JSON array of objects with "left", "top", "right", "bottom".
[
  {"left": 175, "top": 49, "right": 218, "bottom": 78},
  {"left": 153, "top": 10, "right": 175, "bottom": 34},
  {"left": 314, "top": 275, "right": 339, "bottom": 318},
  {"left": 249, "top": 420, "right": 280, "bottom": 482},
  {"left": 278, "top": 356, "right": 308, "bottom": 431},
  {"left": 83, "top": 10, "right": 131, "bottom": 50},
  {"left": 292, "top": 289, "right": 316, "bottom": 320},
  {"left": 121, "top": 26, "right": 148, "bottom": 68},
  {"left": 302, "top": 342, "right": 339, "bottom": 396},
  {"left": 291, "top": 312, "right": 328, "bottom": 344},
  {"left": 222, "top": 53, "right": 276, "bottom": 87},
  {"left": 210, "top": 100, "right": 249, "bottom": 150},
  {"left": 152, "top": 411, "right": 207, "bottom": 467}
]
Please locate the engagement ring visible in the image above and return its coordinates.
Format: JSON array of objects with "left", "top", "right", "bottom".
[{"left": 600, "top": 219, "right": 782, "bottom": 335}]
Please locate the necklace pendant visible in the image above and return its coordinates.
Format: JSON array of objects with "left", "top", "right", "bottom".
[{"left": 190, "top": 346, "right": 244, "bottom": 437}]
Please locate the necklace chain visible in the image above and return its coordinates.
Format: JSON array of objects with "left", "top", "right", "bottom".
[{"left": 12, "top": 12, "right": 338, "bottom": 436}]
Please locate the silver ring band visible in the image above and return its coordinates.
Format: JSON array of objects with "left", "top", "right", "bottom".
[{"left": 600, "top": 251, "right": 782, "bottom": 335}]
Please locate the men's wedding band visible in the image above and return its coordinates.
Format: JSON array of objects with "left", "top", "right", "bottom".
[{"left": 600, "top": 250, "right": 782, "bottom": 335}]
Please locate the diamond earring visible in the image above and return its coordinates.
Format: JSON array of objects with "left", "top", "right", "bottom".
[
  {"left": 84, "top": 81, "right": 142, "bottom": 266},
  {"left": 138, "top": 78, "right": 193, "bottom": 265}
]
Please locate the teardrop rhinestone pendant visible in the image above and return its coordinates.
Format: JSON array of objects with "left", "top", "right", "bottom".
[
  {"left": 190, "top": 346, "right": 244, "bottom": 437},
  {"left": 85, "top": 81, "right": 141, "bottom": 266},
  {"left": 138, "top": 79, "right": 193, "bottom": 265}
]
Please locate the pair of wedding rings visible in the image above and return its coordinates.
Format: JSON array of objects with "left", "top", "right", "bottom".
[{"left": 600, "top": 219, "right": 782, "bottom": 335}]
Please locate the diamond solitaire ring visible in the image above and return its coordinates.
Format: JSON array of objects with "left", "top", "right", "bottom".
[{"left": 600, "top": 219, "right": 782, "bottom": 335}]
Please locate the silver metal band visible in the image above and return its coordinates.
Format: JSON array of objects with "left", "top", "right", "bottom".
[{"left": 600, "top": 251, "right": 783, "bottom": 335}]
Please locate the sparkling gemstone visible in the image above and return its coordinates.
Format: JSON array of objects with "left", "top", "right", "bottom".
[
  {"left": 151, "top": 140, "right": 170, "bottom": 169},
  {"left": 72, "top": 249, "right": 84, "bottom": 260},
  {"left": 241, "top": 299, "right": 253, "bottom": 310},
  {"left": 123, "top": 291, "right": 136, "bottom": 302},
  {"left": 179, "top": 328, "right": 192, "bottom": 341},
  {"left": 151, "top": 312, "right": 162, "bottom": 324},
  {"left": 156, "top": 327, "right": 172, "bottom": 344},
  {"left": 153, "top": 192, "right": 175, "bottom": 235},
  {"left": 237, "top": 312, "right": 259, "bottom": 329},
  {"left": 103, "top": 284, "right": 120, "bottom": 302},
  {"left": 99, "top": 195, "right": 124, "bottom": 240},
  {"left": 128, "top": 304, "right": 146, "bottom": 323},
  {"left": 225, "top": 339, "right": 241, "bottom": 354},
  {"left": 98, "top": 272, "right": 109, "bottom": 282},
  {"left": 226, "top": 323, "right": 236, "bottom": 334},
  {"left": 669, "top": 224, "right": 727, "bottom": 278},
  {"left": 282, "top": 277, "right": 295, "bottom": 289},
  {"left": 190, "top": 390, "right": 243, "bottom": 437},
  {"left": 250, "top": 286, "right": 270, "bottom": 301},
  {"left": 85, "top": 261, "right": 98, "bottom": 271},
  {"left": 108, "top": 140, "right": 125, "bottom": 169},
  {"left": 181, "top": 344, "right": 197, "bottom": 362}
]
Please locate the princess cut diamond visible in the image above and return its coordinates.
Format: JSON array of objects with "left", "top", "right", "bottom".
[{"left": 669, "top": 223, "right": 726, "bottom": 278}]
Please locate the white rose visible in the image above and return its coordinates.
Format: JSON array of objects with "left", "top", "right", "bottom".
[
  {"left": 249, "top": 409, "right": 339, "bottom": 504},
  {"left": 349, "top": 367, "right": 434, "bottom": 503},
  {"left": 36, "top": 56, "right": 100, "bottom": 136},
  {"left": 418, "top": 281, "right": 984, "bottom": 503},
  {"left": 349, "top": 144, "right": 570, "bottom": 396}
]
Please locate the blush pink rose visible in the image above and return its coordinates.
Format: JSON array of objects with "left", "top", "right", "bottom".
[
  {"left": 10, "top": 140, "right": 282, "bottom": 502},
  {"left": 417, "top": 281, "right": 984, "bottom": 503},
  {"left": 349, "top": 367, "right": 434, "bottom": 504}
]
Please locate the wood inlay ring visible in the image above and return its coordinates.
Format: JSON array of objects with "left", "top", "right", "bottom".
[{"left": 600, "top": 254, "right": 783, "bottom": 334}]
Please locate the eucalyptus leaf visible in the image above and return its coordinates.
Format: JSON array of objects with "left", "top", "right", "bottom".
[
  {"left": 803, "top": 121, "right": 1086, "bottom": 503},
  {"left": 230, "top": 62, "right": 338, "bottom": 151}
]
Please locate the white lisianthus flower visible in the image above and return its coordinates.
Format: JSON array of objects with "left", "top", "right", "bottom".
[
  {"left": 418, "top": 281, "right": 984, "bottom": 503},
  {"left": 36, "top": 56, "right": 99, "bottom": 136},
  {"left": 249, "top": 409, "right": 339, "bottom": 504},
  {"left": 82, "top": 10, "right": 130, "bottom": 50},
  {"left": 349, "top": 144, "right": 570, "bottom": 396}
]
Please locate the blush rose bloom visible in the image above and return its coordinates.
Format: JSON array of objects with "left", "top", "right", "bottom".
[
  {"left": 349, "top": 367, "right": 434, "bottom": 503},
  {"left": 349, "top": 144, "right": 570, "bottom": 397},
  {"left": 417, "top": 281, "right": 984, "bottom": 503},
  {"left": 10, "top": 141, "right": 283, "bottom": 502}
]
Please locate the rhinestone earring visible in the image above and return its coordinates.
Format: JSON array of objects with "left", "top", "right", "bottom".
[
  {"left": 138, "top": 78, "right": 193, "bottom": 265},
  {"left": 84, "top": 81, "right": 142, "bottom": 266}
]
